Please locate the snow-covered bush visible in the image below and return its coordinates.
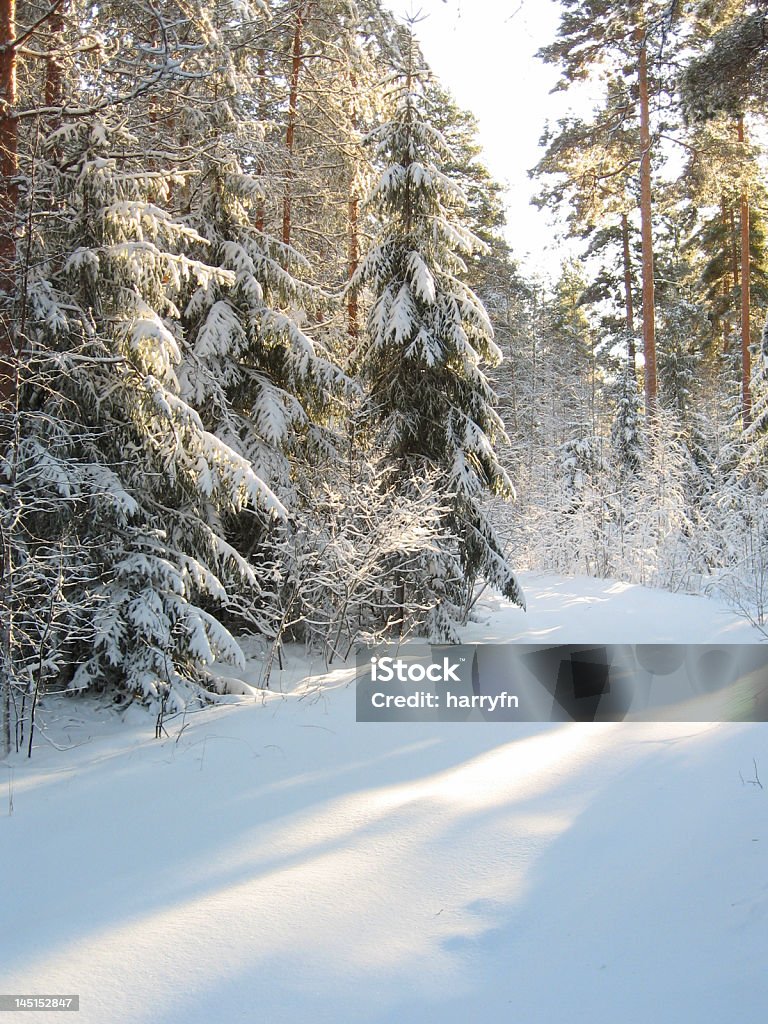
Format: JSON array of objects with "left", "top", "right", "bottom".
[{"left": 274, "top": 460, "right": 463, "bottom": 665}]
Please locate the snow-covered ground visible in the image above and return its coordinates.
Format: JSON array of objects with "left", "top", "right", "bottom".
[{"left": 2, "top": 573, "right": 767, "bottom": 1023}]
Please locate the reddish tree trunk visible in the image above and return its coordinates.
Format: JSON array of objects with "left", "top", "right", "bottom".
[
  {"left": 283, "top": 2, "right": 310, "bottom": 247},
  {"left": 44, "top": 4, "right": 65, "bottom": 108},
  {"left": 638, "top": 36, "right": 657, "bottom": 415}
]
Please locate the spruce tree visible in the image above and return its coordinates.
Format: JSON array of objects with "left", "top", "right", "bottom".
[
  {"left": 348, "top": 38, "right": 524, "bottom": 638},
  {"left": 1, "top": 2, "right": 291, "bottom": 724},
  {"left": 175, "top": 0, "right": 344, "bottom": 586},
  {"left": 611, "top": 359, "right": 644, "bottom": 480}
]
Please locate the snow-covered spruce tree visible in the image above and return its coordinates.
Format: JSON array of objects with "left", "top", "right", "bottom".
[
  {"left": 347, "top": 44, "right": 524, "bottom": 639},
  {"left": 611, "top": 356, "right": 643, "bottom": 482},
  {"left": 7, "top": 97, "right": 287, "bottom": 715},
  {"left": 173, "top": 0, "right": 346, "bottom": 635},
  {"left": 608, "top": 356, "right": 643, "bottom": 570}
]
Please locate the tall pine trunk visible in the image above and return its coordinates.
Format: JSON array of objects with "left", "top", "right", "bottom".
[
  {"left": 283, "top": 2, "right": 310, "bottom": 246},
  {"left": 45, "top": 4, "right": 65, "bottom": 107}
]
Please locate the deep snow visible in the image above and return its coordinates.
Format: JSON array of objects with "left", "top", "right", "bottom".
[{"left": 1, "top": 573, "right": 767, "bottom": 1023}]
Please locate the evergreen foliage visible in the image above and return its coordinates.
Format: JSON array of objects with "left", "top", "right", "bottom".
[
  {"left": 348, "top": 53, "right": 524, "bottom": 637},
  {"left": 7, "top": 108, "right": 288, "bottom": 711}
]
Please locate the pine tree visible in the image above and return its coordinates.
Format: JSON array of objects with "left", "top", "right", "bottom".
[
  {"left": 532, "top": 73, "right": 640, "bottom": 364},
  {"left": 682, "top": 3, "right": 768, "bottom": 121},
  {"left": 540, "top": 0, "right": 690, "bottom": 415}
]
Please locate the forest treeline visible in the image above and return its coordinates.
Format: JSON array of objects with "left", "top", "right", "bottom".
[
  {"left": 1, "top": 0, "right": 767, "bottom": 752},
  {"left": 500, "top": 0, "right": 768, "bottom": 620}
]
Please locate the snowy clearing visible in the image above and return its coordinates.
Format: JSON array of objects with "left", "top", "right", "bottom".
[{"left": 1, "top": 573, "right": 767, "bottom": 1024}]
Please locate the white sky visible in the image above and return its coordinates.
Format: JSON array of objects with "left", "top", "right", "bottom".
[{"left": 379, "top": 0, "right": 581, "bottom": 277}]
